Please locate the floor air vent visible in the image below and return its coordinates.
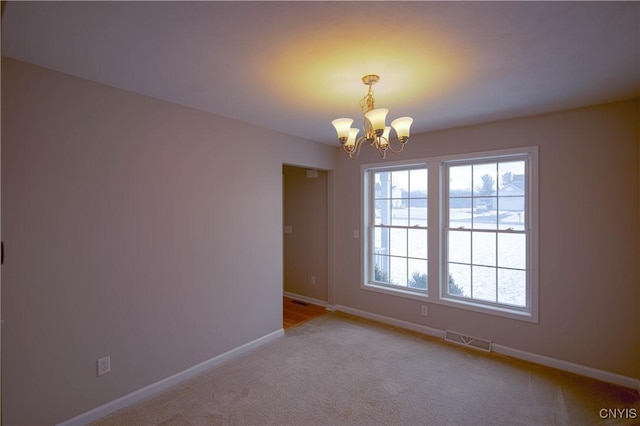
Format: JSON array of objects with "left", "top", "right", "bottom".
[{"left": 444, "top": 330, "right": 492, "bottom": 352}]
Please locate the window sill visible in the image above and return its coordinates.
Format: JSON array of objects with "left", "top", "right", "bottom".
[
  {"left": 434, "top": 296, "right": 538, "bottom": 323},
  {"left": 362, "top": 282, "right": 428, "bottom": 302}
]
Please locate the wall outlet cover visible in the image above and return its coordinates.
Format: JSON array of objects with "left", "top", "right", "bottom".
[{"left": 97, "top": 356, "right": 111, "bottom": 376}]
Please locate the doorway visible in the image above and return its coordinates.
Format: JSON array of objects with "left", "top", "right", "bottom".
[{"left": 282, "top": 165, "right": 329, "bottom": 328}]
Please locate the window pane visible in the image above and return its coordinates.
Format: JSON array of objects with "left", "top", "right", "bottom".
[
  {"left": 408, "top": 228, "right": 428, "bottom": 259},
  {"left": 473, "top": 197, "right": 497, "bottom": 230},
  {"left": 374, "top": 255, "right": 390, "bottom": 283},
  {"left": 448, "top": 263, "right": 470, "bottom": 296},
  {"left": 409, "top": 168, "right": 428, "bottom": 226},
  {"left": 498, "top": 196, "right": 525, "bottom": 230},
  {"left": 473, "top": 163, "right": 496, "bottom": 197},
  {"left": 391, "top": 204, "right": 408, "bottom": 227},
  {"left": 391, "top": 170, "right": 409, "bottom": 194},
  {"left": 498, "top": 233, "right": 526, "bottom": 269},
  {"left": 408, "top": 258, "right": 428, "bottom": 290},
  {"left": 448, "top": 230, "right": 470, "bottom": 264},
  {"left": 375, "top": 171, "right": 392, "bottom": 199},
  {"left": 472, "top": 231, "right": 496, "bottom": 266},
  {"left": 390, "top": 256, "right": 407, "bottom": 287},
  {"left": 498, "top": 161, "right": 525, "bottom": 192},
  {"left": 449, "top": 165, "right": 472, "bottom": 197},
  {"left": 472, "top": 265, "right": 496, "bottom": 302},
  {"left": 498, "top": 268, "right": 526, "bottom": 307},
  {"left": 375, "top": 199, "right": 392, "bottom": 225},
  {"left": 410, "top": 168, "right": 428, "bottom": 194},
  {"left": 373, "top": 226, "right": 389, "bottom": 256},
  {"left": 389, "top": 228, "right": 407, "bottom": 257},
  {"left": 450, "top": 197, "right": 472, "bottom": 228},
  {"left": 409, "top": 202, "right": 427, "bottom": 227}
]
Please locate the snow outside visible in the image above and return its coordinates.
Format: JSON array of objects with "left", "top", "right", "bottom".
[{"left": 373, "top": 161, "right": 527, "bottom": 308}]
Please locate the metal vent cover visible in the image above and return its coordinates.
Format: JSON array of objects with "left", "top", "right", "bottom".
[{"left": 444, "top": 330, "right": 492, "bottom": 352}]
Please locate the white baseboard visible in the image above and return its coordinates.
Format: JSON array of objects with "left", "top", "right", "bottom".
[
  {"left": 333, "top": 304, "right": 640, "bottom": 392},
  {"left": 283, "top": 291, "right": 328, "bottom": 308},
  {"left": 492, "top": 343, "right": 640, "bottom": 391},
  {"left": 334, "top": 304, "right": 444, "bottom": 339},
  {"left": 57, "top": 328, "right": 284, "bottom": 426}
]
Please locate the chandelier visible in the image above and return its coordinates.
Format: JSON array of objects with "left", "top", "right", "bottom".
[{"left": 331, "top": 75, "right": 413, "bottom": 159}]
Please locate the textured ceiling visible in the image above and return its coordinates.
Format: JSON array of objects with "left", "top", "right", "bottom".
[{"left": 2, "top": 1, "right": 639, "bottom": 146}]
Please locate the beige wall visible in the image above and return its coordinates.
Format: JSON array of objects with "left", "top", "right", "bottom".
[
  {"left": 283, "top": 165, "right": 328, "bottom": 301},
  {"left": 1, "top": 58, "right": 335, "bottom": 425},
  {"left": 334, "top": 100, "right": 639, "bottom": 379},
  {"left": 2, "top": 55, "right": 638, "bottom": 424}
]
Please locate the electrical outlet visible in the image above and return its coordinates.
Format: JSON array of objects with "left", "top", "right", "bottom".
[
  {"left": 421, "top": 305, "right": 428, "bottom": 316},
  {"left": 97, "top": 356, "right": 111, "bottom": 376},
  {"left": 311, "top": 276, "right": 316, "bottom": 285}
]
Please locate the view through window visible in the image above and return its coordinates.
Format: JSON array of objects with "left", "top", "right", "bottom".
[
  {"left": 371, "top": 166, "right": 428, "bottom": 292},
  {"left": 363, "top": 148, "right": 537, "bottom": 321},
  {"left": 445, "top": 158, "right": 528, "bottom": 308}
]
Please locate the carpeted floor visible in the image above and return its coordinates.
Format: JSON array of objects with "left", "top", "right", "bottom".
[{"left": 93, "top": 312, "right": 640, "bottom": 425}]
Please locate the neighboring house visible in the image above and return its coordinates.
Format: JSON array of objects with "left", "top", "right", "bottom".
[
  {"left": 492, "top": 182, "right": 525, "bottom": 212},
  {"left": 479, "top": 175, "right": 526, "bottom": 212}
]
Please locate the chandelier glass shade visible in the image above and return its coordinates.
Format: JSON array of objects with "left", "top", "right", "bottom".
[{"left": 332, "top": 75, "right": 413, "bottom": 159}]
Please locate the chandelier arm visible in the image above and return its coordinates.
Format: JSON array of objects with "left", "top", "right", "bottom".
[
  {"left": 343, "top": 143, "right": 356, "bottom": 158},
  {"left": 370, "top": 136, "right": 388, "bottom": 159},
  {"left": 354, "top": 136, "right": 368, "bottom": 159},
  {"left": 344, "top": 135, "right": 368, "bottom": 159},
  {"left": 386, "top": 137, "right": 408, "bottom": 154},
  {"left": 348, "top": 140, "right": 361, "bottom": 159}
]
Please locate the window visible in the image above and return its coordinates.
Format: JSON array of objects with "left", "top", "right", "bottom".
[
  {"left": 364, "top": 164, "right": 429, "bottom": 298},
  {"left": 362, "top": 148, "right": 538, "bottom": 322},
  {"left": 443, "top": 154, "right": 533, "bottom": 314}
]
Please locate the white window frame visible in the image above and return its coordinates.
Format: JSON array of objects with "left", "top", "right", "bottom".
[
  {"left": 362, "top": 160, "right": 430, "bottom": 302},
  {"left": 361, "top": 147, "right": 538, "bottom": 323}
]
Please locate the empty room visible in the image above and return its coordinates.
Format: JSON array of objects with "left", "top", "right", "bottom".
[{"left": 1, "top": 2, "right": 639, "bottom": 425}]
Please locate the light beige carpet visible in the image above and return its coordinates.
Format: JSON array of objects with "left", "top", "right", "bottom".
[{"left": 94, "top": 312, "right": 639, "bottom": 425}]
